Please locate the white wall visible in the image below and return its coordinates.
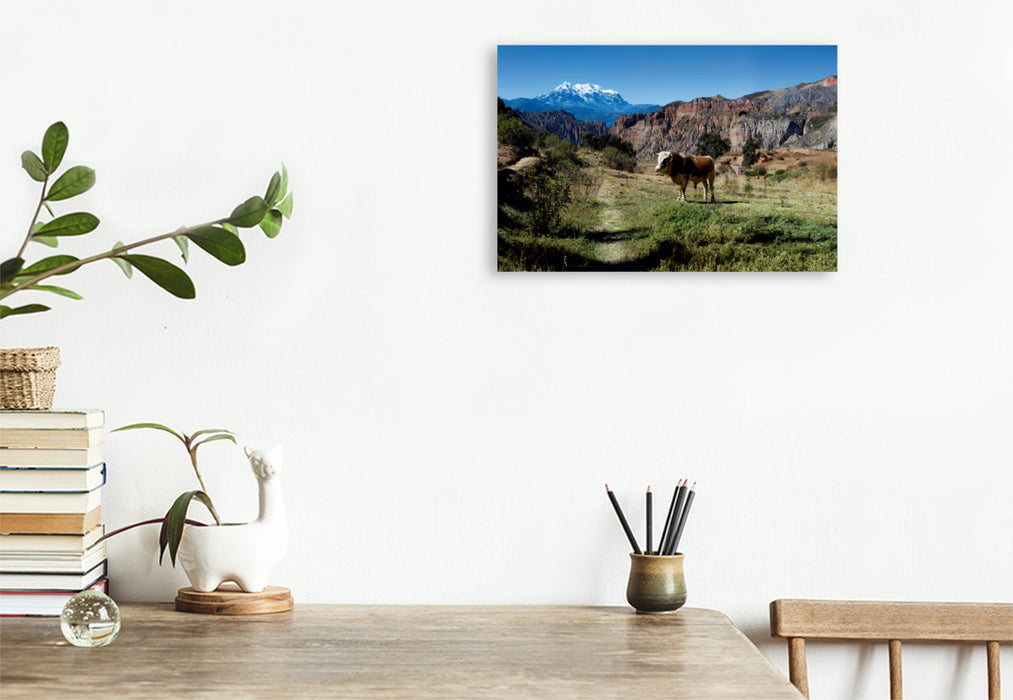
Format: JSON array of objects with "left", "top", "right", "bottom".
[{"left": 3, "top": 1, "right": 1011, "bottom": 697}]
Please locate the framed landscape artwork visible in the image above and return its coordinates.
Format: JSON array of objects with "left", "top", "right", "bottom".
[{"left": 497, "top": 45, "right": 838, "bottom": 272}]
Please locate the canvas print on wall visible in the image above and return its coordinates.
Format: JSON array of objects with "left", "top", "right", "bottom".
[{"left": 497, "top": 45, "right": 838, "bottom": 271}]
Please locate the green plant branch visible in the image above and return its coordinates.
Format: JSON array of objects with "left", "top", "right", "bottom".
[
  {"left": 5, "top": 122, "right": 290, "bottom": 319},
  {"left": 188, "top": 443, "right": 210, "bottom": 496},
  {"left": 1, "top": 215, "right": 231, "bottom": 301},
  {"left": 95, "top": 517, "right": 208, "bottom": 545},
  {"left": 17, "top": 175, "right": 50, "bottom": 260},
  {"left": 111, "top": 423, "right": 234, "bottom": 528}
]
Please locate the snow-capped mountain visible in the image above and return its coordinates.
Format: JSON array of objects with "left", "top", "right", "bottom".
[
  {"left": 502, "top": 82, "right": 661, "bottom": 126},
  {"left": 535, "top": 82, "right": 631, "bottom": 111}
]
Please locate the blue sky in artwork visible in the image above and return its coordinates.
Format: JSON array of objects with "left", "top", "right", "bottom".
[{"left": 497, "top": 45, "right": 838, "bottom": 106}]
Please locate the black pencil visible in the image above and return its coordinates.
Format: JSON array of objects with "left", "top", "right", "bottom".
[
  {"left": 661, "top": 479, "right": 687, "bottom": 555},
  {"left": 670, "top": 482, "right": 696, "bottom": 555},
  {"left": 605, "top": 484, "right": 641, "bottom": 554},
  {"left": 658, "top": 479, "right": 684, "bottom": 554},
  {"left": 646, "top": 486, "right": 653, "bottom": 555},
  {"left": 664, "top": 482, "right": 688, "bottom": 555}
]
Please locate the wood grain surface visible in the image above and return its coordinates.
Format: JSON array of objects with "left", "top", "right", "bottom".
[
  {"left": 174, "top": 584, "right": 294, "bottom": 614},
  {"left": 1, "top": 604, "right": 802, "bottom": 698}
]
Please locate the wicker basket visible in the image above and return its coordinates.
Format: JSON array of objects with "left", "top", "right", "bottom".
[{"left": 0, "top": 346, "right": 61, "bottom": 410}]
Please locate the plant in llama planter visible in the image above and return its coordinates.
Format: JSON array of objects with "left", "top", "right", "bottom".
[
  {"left": 100, "top": 424, "right": 292, "bottom": 612},
  {"left": 178, "top": 446, "right": 287, "bottom": 593}
]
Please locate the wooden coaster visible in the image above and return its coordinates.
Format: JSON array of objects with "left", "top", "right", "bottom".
[{"left": 174, "top": 583, "right": 294, "bottom": 615}]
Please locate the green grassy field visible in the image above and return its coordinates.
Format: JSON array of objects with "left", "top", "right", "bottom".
[{"left": 498, "top": 156, "right": 837, "bottom": 272}]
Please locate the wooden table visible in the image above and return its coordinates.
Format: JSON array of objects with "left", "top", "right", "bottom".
[{"left": 1, "top": 605, "right": 802, "bottom": 698}]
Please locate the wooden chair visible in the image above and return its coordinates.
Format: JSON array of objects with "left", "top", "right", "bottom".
[{"left": 769, "top": 599, "right": 1013, "bottom": 699}]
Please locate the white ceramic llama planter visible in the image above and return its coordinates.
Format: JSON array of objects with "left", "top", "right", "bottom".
[{"left": 177, "top": 445, "right": 288, "bottom": 593}]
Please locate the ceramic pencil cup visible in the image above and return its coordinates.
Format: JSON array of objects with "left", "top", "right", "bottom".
[{"left": 626, "top": 553, "right": 686, "bottom": 613}]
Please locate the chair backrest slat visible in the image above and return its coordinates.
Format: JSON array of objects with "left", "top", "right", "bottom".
[
  {"left": 769, "top": 599, "right": 1012, "bottom": 699},
  {"left": 889, "top": 639, "right": 903, "bottom": 699},
  {"left": 771, "top": 599, "right": 1013, "bottom": 641},
  {"left": 989, "top": 641, "right": 1002, "bottom": 700}
]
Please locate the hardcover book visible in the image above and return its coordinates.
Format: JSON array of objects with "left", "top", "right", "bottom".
[
  {"left": 0, "top": 541, "right": 107, "bottom": 573},
  {"left": 0, "top": 426, "right": 106, "bottom": 449},
  {"left": 0, "top": 506, "right": 102, "bottom": 535},
  {"left": 0, "top": 577, "right": 108, "bottom": 616},
  {"left": 0, "top": 463, "right": 106, "bottom": 493},
  {"left": 0, "top": 409, "right": 104, "bottom": 430},
  {"left": 0, "top": 524, "right": 105, "bottom": 552},
  {"left": 0, "top": 559, "right": 106, "bottom": 590},
  {"left": 0, "top": 445, "right": 104, "bottom": 468},
  {"left": 0, "top": 484, "right": 102, "bottom": 514}
]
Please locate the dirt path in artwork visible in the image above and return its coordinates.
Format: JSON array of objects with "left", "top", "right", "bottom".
[{"left": 594, "top": 176, "right": 638, "bottom": 265}]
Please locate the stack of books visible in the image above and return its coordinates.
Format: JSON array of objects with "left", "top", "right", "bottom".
[{"left": 0, "top": 409, "right": 109, "bottom": 616}]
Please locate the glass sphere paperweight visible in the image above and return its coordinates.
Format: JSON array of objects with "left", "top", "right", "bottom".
[{"left": 61, "top": 590, "right": 121, "bottom": 647}]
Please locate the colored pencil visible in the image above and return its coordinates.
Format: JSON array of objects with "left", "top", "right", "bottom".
[
  {"left": 670, "top": 482, "right": 696, "bottom": 555},
  {"left": 646, "top": 486, "right": 653, "bottom": 555},
  {"left": 605, "top": 484, "right": 641, "bottom": 554}
]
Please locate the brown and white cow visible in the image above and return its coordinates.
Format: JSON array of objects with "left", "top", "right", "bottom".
[{"left": 655, "top": 151, "right": 716, "bottom": 202}]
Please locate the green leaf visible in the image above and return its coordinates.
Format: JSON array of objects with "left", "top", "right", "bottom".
[
  {"left": 277, "top": 191, "right": 294, "bottom": 219},
  {"left": 188, "top": 429, "right": 236, "bottom": 448},
  {"left": 30, "top": 222, "right": 59, "bottom": 248},
  {"left": 34, "top": 212, "right": 100, "bottom": 237},
  {"left": 192, "top": 433, "right": 238, "bottom": 452},
  {"left": 118, "top": 254, "right": 196, "bottom": 299},
  {"left": 173, "top": 235, "right": 190, "bottom": 263},
  {"left": 46, "top": 165, "right": 95, "bottom": 201},
  {"left": 160, "top": 490, "right": 220, "bottom": 566},
  {"left": 32, "top": 235, "right": 59, "bottom": 248},
  {"left": 1, "top": 304, "right": 51, "bottom": 319},
  {"left": 42, "top": 122, "right": 69, "bottom": 172},
  {"left": 189, "top": 428, "right": 236, "bottom": 439},
  {"left": 228, "top": 195, "right": 268, "bottom": 228},
  {"left": 28, "top": 284, "right": 82, "bottom": 300},
  {"left": 21, "top": 151, "right": 47, "bottom": 182},
  {"left": 279, "top": 164, "right": 289, "bottom": 199},
  {"left": 109, "top": 242, "right": 133, "bottom": 278},
  {"left": 18, "top": 255, "right": 80, "bottom": 277},
  {"left": 264, "top": 171, "right": 283, "bottom": 206},
  {"left": 221, "top": 222, "right": 238, "bottom": 236},
  {"left": 1, "top": 258, "right": 24, "bottom": 285},
  {"left": 259, "top": 209, "right": 283, "bottom": 238},
  {"left": 183, "top": 427, "right": 235, "bottom": 451},
  {"left": 112, "top": 422, "right": 186, "bottom": 442},
  {"left": 186, "top": 226, "right": 246, "bottom": 266}
]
